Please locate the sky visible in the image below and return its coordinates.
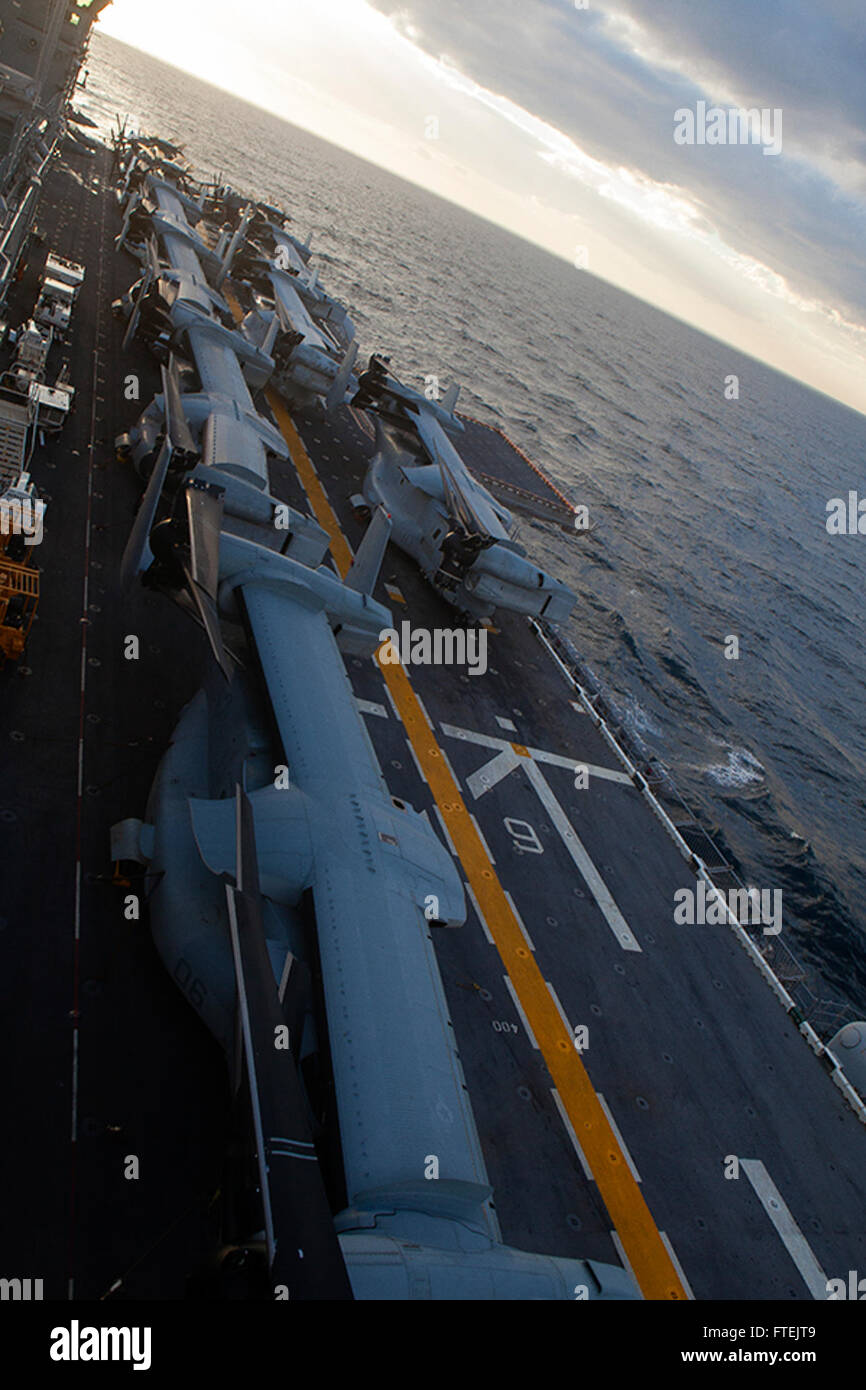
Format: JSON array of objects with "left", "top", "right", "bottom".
[{"left": 96, "top": 0, "right": 866, "bottom": 415}]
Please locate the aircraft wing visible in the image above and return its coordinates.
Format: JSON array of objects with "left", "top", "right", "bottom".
[{"left": 187, "top": 322, "right": 251, "bottom": 402}]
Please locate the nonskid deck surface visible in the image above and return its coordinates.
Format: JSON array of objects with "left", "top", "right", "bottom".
[
  {"left": 0, "top": 141, "right": 227, "bottom": 1298},
  {"left": 281, "top": 399, "right": 866, "bottom": 1300},
  {"left": 1, "top": 141, "right": 862, "bottom": 1301},
  {"left": 441, "top": 415, "right": 575, "bottom": 528}
]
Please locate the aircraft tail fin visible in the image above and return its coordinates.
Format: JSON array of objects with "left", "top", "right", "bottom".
[
  {"left": 441, "top": 381, "right": 460, "bottom": 417},
  {"left": 344, "top": 504, "right": 392, "bottom": 596},
  {"left": 325, "top": 338, "right": 359, "bottom": 414},
  {"left": 215, "top": 203, "right": 252, "bottom": 288}
]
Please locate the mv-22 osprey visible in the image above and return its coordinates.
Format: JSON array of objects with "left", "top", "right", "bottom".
[{"left": 351, "top": 354, "right": 577, "bottom": 623}]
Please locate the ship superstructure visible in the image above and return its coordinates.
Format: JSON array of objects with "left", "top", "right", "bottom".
[
  {"left": 0, "top": 2, "right": 106, "bottom": 665},
  {"left": 0, "top": 0, "right": 109, "bottom": 312}
]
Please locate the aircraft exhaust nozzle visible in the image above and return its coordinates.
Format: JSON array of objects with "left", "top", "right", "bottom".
[{"left": 441, "top": 381, "right": 460, "bottom": 418}]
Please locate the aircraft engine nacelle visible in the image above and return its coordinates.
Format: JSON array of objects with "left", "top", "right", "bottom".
[
  {"left": 464, "top": 545, "right": 576, "bottom": 622},
  {"left": 338, "top": 1229, "right": 639, "bottom": 1300},
  {"left": 275, "top": 351, "right": 358, "bottom": 411},
  {"left": 142, "top": 686, "right": 318, "bottom": 1055}
]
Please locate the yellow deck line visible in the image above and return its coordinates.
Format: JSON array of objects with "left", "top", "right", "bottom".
[
  {"left": 230, "top": 292, "right": 685, "bottom": 1297},
  {"left": 267, "top": 390, "right": 355, "bottom": 576}
]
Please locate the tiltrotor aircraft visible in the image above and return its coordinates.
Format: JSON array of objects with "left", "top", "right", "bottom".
[{"left": 352, "top": 354, "right": 577, "bottom": 622}]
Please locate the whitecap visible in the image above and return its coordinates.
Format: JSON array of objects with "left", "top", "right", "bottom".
[{"left": 705, "top": 747, "right": 766, "bottom": 788}]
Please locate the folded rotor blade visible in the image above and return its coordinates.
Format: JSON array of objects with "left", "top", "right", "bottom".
[
  {"left": 184, "top": 478, "right": 230, "bottom": 679},
  {"left": 120, "top": 434, "right": 172, "bottom": 589},
  {"left": 344, "top": 504, "right": 392, "bottom": 596},
  {"left": 185, "top": 477, "right": 223, "bottom": 601},
  {"left": 163, "top": 351, "right": 196, "bottom": 455},
  {"left": 122, "top": 262, "right": 154, "bottom": 350},
  {"left": 438, "top": 455, "right": 487, "bottom": 540},
  {"left": 226, "top": 786, "right": 354, "bottom": 1300},
  {"left": 144, "top": 230, "right": 161, "bottom": 277}
]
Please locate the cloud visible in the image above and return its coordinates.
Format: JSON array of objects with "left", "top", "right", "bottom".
[{"left": 366, "top": 0, "right": 866, "bottom": 341}]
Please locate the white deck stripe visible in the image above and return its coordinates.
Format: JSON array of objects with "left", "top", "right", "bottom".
[
  {"left": 441, "top": 722, "right": 631, "bottom": 784},
  {"left": 432, "top": 804, "right": 459, "bottom": 858},
  {"left": 523, "top": 760, "right": 641, "bottom": 952},
  {"left": 356, "top": 698, "right": 388, "bottom": 718},
  {"left": 659, "top": 1231, "right": 695, "bottom": 1300},
  {"left": 545, "top": 980, "right": 573, "bottom": 1038},
  {"left": 740, "top": 1159, "right": 828, "bottom": 1299},
  {"left": 441, "top": 722, "right": 503, "bottom": 751},
  {"left": 436, "top": 741, "right": 462, "bottom": 790},
  {"left": 550, "top": 1087, "right": 593, "bottom": 1181},
  {"left": 610, "top": 1230, "right": 642, "bottom": 1299},
  {"left": 527, "top": 745, "right": 633, "bottom": 785},
  {"left": 380, "top": 675, "right": 400, "bottom": 718},
  {"left": 503, "top": 974, "right": 540, "bottom": 1049},
  {"left": 467, "top": 747, "right": 521, "bottom": 800},
  {"left": 404, "top": 736, "right": 426, "bottom": 785},
  {"left": 465, "top": 880, "right": 494, "bottom": 945},
  {"left": 504, "top": 890, "right": 535, "bottom": 951},
  {"left": 413, "top": 691, "right": 433, "bottom": 729},
  {"left": 596, "top": 1094, "right": 641, "bottom": 1183},
  {"left": 469, "top": 812, "right": 496, "bottom": 865},
  {"left": 70, "top": 1029, "right": 79, "bottom": 1143}
]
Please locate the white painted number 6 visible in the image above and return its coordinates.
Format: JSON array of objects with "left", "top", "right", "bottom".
[{"left": 503, "top": 817, "right": 544, "bottom": 854}]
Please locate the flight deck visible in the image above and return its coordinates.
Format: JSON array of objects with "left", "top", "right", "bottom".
[{"left": 282, "top": 391, "right": 866, "bottom": 1302}]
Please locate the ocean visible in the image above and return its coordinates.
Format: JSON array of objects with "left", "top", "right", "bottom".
[{"left": 77, "top": 32, "right": 866, "bottom": 1015}]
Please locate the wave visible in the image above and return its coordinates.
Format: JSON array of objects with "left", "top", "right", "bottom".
[{"left": 704, "top": 746, "right": 766, "bottom": 788}]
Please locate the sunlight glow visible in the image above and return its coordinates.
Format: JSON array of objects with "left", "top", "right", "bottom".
[{"left": 94, "top": 0, "right": 866, "bottom": 413}]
